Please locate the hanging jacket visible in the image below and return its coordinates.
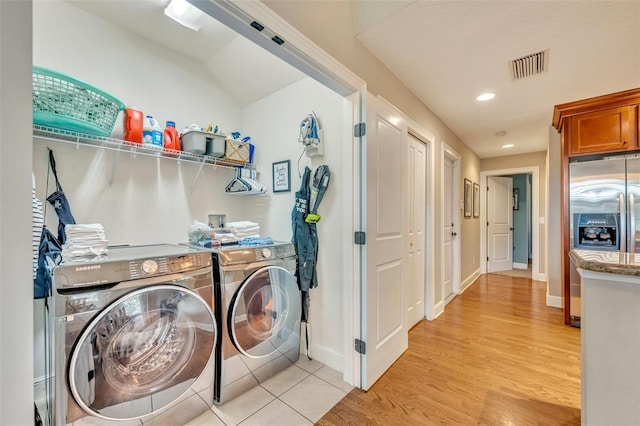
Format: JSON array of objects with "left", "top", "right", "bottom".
[
  {"left": 46, "top": 149, "right": 76, "bottom": 244},
  {"left": 291, "top": 167, "right": 318, "bottom": 292}
]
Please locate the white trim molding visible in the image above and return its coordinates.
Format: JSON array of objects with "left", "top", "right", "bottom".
[
  {"left": 460, "top": 268, "right": 481, "bottom": 294},
  {"left": 547, "top": 295, "right": 562, "bottom": 308}
]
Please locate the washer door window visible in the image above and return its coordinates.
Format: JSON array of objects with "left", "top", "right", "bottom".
[
  {"left": 229, "top": 266, "right": 300, "bottom": 358},
  {"left": 69, "top": 284, "right": 215, "bottom": 421}
]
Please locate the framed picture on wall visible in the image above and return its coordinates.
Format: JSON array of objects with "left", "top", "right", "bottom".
[
  {"left": 473, "top": 182, "right": 480, "bottom": 218},
  {"left": 272, "top": 160, "right": 291, "bottom": 193},
  {"left": 464, "top": 178, "right": 472, "bottom": 218}
]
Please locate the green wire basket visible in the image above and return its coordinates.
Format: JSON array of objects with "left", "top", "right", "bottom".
[{"left": 32, "top": 66, "right": 125, "bottom": 137}]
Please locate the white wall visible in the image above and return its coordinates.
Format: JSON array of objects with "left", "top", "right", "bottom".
[
  {"left": 241, "top": 78, "right": 346, "bottom": 369},
  {"left": 32, "top": 0, "right": 347, "bottom": 379},
  {"left": 1, "top": 1, "right": 34, "bottom": 425}
]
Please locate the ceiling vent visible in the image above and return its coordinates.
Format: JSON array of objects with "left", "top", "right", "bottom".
[{"left": 509, "top": 49, "right": 548, "bottom": 81}]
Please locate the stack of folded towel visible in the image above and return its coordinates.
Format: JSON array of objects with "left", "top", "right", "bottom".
[
  {"left": 226, "top": 221, "right": 260, "bottom": 239},
  {"left": 62, "top": 224, "right": 108, "bottom": 259}
]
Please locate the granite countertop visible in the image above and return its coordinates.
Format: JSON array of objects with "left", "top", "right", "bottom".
[{"left": 570, "top": 249, "right": 640, "bottom": 276}]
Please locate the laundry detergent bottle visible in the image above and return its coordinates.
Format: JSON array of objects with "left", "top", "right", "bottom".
[
  {"left": 123, "top": 106, "right": 144, "bottom": 143},
  {"left": 143, "top": 115, "right": 163, "bottom": 149},
  {"left": 163, "top": 120, "right": 180, "bottom": 156}
]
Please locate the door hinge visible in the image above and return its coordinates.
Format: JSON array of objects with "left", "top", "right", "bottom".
[
  {"left": 487, "top": 256, "right": 489, "bottom": 261},
  {"left": 487, "top": 221, "right": 489, "bottom": 227},
  {"left": 354, "top": 122, "right": 366, "bottom": 137},
  {"left": 354, "top": 231, "right": 366, "bottom": 245},
  {"left": 355, "top": 338, "right": 366, "bottom": 354}
]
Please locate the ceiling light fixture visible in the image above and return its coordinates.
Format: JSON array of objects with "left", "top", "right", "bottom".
[
  {"left": 164, "top": 0, "right": 206, "bottom": 31},
  {"left": 476, "top": 93, "right": 495, "bottom": 101},
  {"left": 502, "top": 144, "right": 514, "bottom": 149}
]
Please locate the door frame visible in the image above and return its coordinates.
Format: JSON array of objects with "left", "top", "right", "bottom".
[
  {"left": 480, "top": 166, "right": 542, "bottom": 281},
  {"left": 439, "top": 142, "right": 461, "bottom": 318},
  {"left": 199, "top": 0, "right": 367, "bottom": 388},
  {"left": 408, "top": 128, "right": 435, "bottom": 322}
]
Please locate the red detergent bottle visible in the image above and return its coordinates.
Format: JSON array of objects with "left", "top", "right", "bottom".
[{"left": 163, "top": 121, "right": 180, "bottom": 156}]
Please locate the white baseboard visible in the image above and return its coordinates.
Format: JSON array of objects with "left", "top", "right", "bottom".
[
  {"left": 513, "top": 262, "right": 528, "bottom": 270},
  {"left": 300, "top": 322, "right": 343, "bottom": 372},
  {"left": 460, "top": 268, "right": 481, "bottom": 294},
  {"left": 547, "top": 295, "right": 562, "bottom": 308},
  {"left": 433, "top": 301, "right": 444, "bottom": 319},
  {"left": 533, "top": 272, "right": 547, "bottom": 282}
]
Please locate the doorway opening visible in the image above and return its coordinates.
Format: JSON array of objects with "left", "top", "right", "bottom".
[{"left": 480, "top": 167, "right": 542, "bottom": 282}]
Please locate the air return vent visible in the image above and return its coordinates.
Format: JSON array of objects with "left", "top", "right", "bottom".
[{"left": 509, "top": 49, "right": 548, "bottom": 81}]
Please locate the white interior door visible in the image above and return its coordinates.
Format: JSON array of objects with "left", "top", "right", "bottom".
[
  {"left": 488, "top": 176, "right": 513, "bottom": 272},
  {"left": 442, "top": 157, "right": 455, "bottom": 303},
  {"left": 407, "top": 134, "right": 426, "bottom": 327},
  {"left": 361, "top": 94, "right": 408, "bottom": 390}
]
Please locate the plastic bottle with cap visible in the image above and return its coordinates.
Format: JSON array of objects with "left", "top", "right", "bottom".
[
  {"left": 163, "top": 120, "right": 180, "bottom": 156},
  {"left": 143, "top": 115, "right": 163, "bottom": 149}
]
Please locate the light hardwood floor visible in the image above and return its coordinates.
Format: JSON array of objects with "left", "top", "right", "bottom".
[{"left": 319, "top": 273, "right": 581, "bottom": 425}]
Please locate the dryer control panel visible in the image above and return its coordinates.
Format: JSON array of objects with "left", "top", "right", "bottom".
[{"left": 216, "top": 242, "right": 296, "bottom": 266}]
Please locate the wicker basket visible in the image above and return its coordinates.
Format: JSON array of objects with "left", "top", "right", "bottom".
[{"left": 32, "top": 66, "right": 124, "bottom": 137}]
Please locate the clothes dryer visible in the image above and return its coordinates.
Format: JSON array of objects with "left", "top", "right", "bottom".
[
  {"left": 205, "top": 242, "right": 300, "bottom": 404},
  {"left": 51, "top": 244, "right": 216, "bottom": 425}
]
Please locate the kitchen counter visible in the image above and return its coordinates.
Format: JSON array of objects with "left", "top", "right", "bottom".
[
  {"left": 571, "top": 250, "right": 640, "bottom": 425},
  {"left": 569, "top": 248, "right": 640, "bottom": 277}
]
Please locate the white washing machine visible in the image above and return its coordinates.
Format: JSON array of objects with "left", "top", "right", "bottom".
[
  {"left": 206, "top": 242, "right": 300, "bottom": 404},
  {"left": 51, "top": 244, "right": 216, "bottom": 425}
]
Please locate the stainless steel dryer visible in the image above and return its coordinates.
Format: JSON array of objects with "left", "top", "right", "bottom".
[
  {"left": 206, "top": 242, "right": 300, "bottom": 404},
  {"left": 52, "top": 244, "right": 216, "bottom": 425}
]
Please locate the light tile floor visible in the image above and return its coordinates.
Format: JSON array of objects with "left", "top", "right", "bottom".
[{"left": 37, "top": 358, "right": 353, "bottom": 426}]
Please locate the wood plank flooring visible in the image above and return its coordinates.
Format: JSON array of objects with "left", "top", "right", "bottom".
[{"left": 318, "top": 274, "right": 581, "bottom": 425}]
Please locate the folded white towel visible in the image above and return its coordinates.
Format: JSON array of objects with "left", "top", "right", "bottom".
[
  {"left": 63, "top": 223, "right": 109, "bottom": 259},
  {"left": 226, "top": 221, "right": 259, "bottom": 230}
]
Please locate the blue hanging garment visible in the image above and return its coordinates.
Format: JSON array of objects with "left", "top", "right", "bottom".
[
  {"left": 292, "top": 166, "right": 317, "bottom": 300},
  {"left": 46, "top": 149, "right": 76, "bottom": 244},
  {"left": 34, "top": 225, "right": 62, "bottom": 299}
]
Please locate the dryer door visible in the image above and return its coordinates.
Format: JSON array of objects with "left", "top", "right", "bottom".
[
  {"left": 229, "top": 266, "right": 301, "bottom": 358},
  {"left": 68, "top": 284, "right": 215, "bottom": 421}
]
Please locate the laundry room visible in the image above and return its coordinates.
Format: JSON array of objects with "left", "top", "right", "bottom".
[{"left": 31, "top": 0, "right": 352, "bottom": 419}]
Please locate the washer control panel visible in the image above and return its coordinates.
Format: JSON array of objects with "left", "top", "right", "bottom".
[{"left": 129, "top": 253, "right": 210, "bottom": 279}]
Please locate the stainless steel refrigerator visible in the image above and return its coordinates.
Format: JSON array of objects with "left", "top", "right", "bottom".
[{"left": 569, "top": 155, "right": 640, "bottom": 326}]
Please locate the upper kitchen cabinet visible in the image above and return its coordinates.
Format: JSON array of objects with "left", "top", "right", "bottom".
[
  {"left": 553, "top": 88, "right": 640, "bottom": 157},
  {"left": 569, "top": 106, "right": 636, "bottom": 155}
]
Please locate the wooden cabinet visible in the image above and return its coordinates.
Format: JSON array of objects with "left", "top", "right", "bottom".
[{"left": 569, "top": 105, "right": 637, "bottom": 156}]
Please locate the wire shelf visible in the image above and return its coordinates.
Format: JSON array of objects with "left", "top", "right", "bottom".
[{"left": 32, "top": 125, "right": 255, "bottom": 170}]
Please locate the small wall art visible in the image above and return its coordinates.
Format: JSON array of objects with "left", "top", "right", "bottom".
[
  {"left": 473, "top": 182, "right": 480, "bottom": 218},
  {"left": 464, "top": 178, "right": 472, "bottom": 218},
  {"left": 272, "top": 160, "right": 291, "bottom": 193}
]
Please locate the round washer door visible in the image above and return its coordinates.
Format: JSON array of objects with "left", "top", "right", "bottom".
[
  {"left": 229, "top": 266, "right": 301, "bottom": 358},
  {"left": 69, "top": 284, "right": 215, "bottom": 422}
]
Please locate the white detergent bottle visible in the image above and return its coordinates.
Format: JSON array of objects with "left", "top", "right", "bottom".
[{"left": 143, "top": 115, "right": 163, "bottom": 149}]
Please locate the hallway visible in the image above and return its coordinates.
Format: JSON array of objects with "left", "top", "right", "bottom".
[{"left": 319, "top": 274, "right": 581, "bottom": 425}]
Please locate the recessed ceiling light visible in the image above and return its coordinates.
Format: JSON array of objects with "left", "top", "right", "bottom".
[
  {"left": 495, "top": 131, "right": 507, "bottom": 137},
  {"left": 476, "top": 93, "right": 496, "bottom": 101},
  {"left": 502, "top": 144, "right": 514, "bottom": 149}
]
